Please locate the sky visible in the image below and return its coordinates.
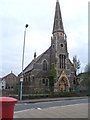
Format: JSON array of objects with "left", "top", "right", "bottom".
[{"left": 0, "top": 0, "right": 88, "bottom": 77}]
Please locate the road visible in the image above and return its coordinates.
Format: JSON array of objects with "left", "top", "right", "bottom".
[
  {"left": 14, "top": 98, "right": 88, "bottom": 118},
  {"left": 15, "top": 98, "right": 88, "bottom": 112}
]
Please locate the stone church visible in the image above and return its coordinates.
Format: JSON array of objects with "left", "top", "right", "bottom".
[{"left": 19, "top": 0, "right": 76, "bottom": 93}]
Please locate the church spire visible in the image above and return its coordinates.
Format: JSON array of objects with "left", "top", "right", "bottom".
[{"left": 52, "top": 0, "right": 64, "bottom": 34}]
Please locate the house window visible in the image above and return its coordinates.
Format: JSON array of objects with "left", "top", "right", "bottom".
[{"left": 43, "top": 60, "right": 47, "bottom": 71}]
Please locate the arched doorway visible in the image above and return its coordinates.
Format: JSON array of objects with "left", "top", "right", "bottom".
[
  {"left": 58, "top": 70, "right": 70, "bottom": 92},
  {"left": 59, "top": 77, "right": 68, "bottom": 91}
]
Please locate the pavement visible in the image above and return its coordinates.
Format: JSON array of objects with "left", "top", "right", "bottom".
[{"left": 18, "top": 96, "right": 88, "bottom": 104}]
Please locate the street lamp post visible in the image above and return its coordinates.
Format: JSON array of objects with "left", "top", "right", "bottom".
[{"left": 20, "top": 24, "right": 28, "bottom": 101}]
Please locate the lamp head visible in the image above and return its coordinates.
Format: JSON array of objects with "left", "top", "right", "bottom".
[{"left": 25, "top": 24, "right": 28, "bottom": 28}]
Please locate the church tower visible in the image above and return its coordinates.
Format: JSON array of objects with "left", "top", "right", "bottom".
[
  {"left": 51, "top": 0, "right": 68, "bottom": 78},
  {"left": 50, "top": 0, "right": 76, "bottom": 91}
]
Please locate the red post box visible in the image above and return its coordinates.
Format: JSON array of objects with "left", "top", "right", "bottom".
[{"left": 0, "top": 97, "right": 17, "bottom": 120}]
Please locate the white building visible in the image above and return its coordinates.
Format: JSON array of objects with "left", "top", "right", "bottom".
[{"left": 1, "top": 79, "right": 6, "bottom": 90}]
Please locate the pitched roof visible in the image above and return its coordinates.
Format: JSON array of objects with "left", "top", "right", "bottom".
[
  {"left": 23, "top": 60, "right": 34, "bottom": 73},
  {"left": 2, "top": 72, "right": 17, "bottom": 80},
  {"left": 22, "top": 47, "right": 51, "bottom": 74}
]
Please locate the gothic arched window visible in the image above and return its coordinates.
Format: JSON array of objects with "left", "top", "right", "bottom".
[
  {"left": 59, "top": 54, "right": 66, "bottom": 69},
  {"left": 43, "top": 60, "right": 47, "bottom": 71}
]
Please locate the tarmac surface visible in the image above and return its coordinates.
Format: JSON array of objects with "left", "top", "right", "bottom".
[
  {"left": 14, "top": 103, "right": 88, "bottom": 118},
  {"left": 14, "top": 96, "right": 88, "bottom": 118}
]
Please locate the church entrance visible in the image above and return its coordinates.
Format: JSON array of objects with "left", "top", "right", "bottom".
[
  {"left": 58, "top": 70, "right": 70, "bottom": 92},
  {"left": 59, "top": 77, "right": 67, "bottom": 91}
]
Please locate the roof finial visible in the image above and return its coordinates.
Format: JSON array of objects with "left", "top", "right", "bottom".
[
  {"left": 57, "top": 0, "right": 59, "bottom": 2},
  {"left": 34, "top": 51, "right": 36, "bottom": 59}
]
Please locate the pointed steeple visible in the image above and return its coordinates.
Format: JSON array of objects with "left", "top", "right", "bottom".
[{"left": 52, "top": 0, "right": 64, "bottom": 34}]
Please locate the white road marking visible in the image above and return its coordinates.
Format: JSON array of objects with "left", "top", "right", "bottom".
[{"left": 37, "top": 107, "right": 42, "bottom": 110}]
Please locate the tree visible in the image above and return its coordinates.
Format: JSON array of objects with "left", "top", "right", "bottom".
[
  {"left": 51, "top": 64, "right": 57, "bottom": 83},
  {"left": 84, "top": 63, "right": 90, "bottom": 72},
  {"left": 48, "top": 75, "right": 54, "bottom": 93},
  {"left": 84, "top": 63, "right": 90, "bottom": 94},
  {"left": 48, "top": 64, "right": 57, "bottom": 93},
  {"left": 73, "top": 56, "right": 80, "bottom": 75},
  {"left": 77, "top": 59, "right": 80, "bottom": 74}
]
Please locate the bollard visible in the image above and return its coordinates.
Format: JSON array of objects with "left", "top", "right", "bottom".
[{"left": 0, "top": 97, "right": 17, "bottom": 120}]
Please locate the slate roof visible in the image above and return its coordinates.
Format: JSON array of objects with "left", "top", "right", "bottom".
[
  {"left": 22, "top": 47, "right": 51, "bottom": 74},
  {"left": 68, "top": 59, "right": 74, "bottom": 67},
  {"left": 2, "top": 72, "right": 17, "bottom": 80}
]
